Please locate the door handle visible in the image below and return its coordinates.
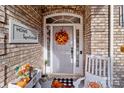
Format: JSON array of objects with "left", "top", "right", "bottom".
[
  {"left": 80, "top": 51, "right": 82, "bottom": 54},
  {"left": 71, "top": 47, "right": 73, "bottom": 59}
]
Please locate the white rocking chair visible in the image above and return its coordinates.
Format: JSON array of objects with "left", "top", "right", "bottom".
[{"left": 74, "top": 55, "right": 111, "bottom": 88}]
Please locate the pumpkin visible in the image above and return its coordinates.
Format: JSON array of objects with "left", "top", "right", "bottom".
[
  {"left": 88, "top": 82, "right": 102, "bottom": 88},
  {"left": 22, "top": 77, "right": 30, "bottom": 83},
  {"left": 16, "top": 80, "right": 27, "bottom": 88},
  {"left": 51, "top": 80, "right": 64, "bottom": 88},
  {"left": 16, "top": 77, "right": 30, "bottom": 88}
]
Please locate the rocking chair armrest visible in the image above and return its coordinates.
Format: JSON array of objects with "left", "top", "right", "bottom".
[
  {"left": 73, "top": 77, "right": 85, "bottom": 88},
  {"left": 76, "top": 77, "right": 85, "bottom": 82}
]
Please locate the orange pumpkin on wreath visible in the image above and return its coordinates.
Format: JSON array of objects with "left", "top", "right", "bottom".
[{"left": 55, "top": 30, "right": 69, "bottom": 45}]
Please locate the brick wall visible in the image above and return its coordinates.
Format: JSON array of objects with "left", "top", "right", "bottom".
[
  {"left": 84, "top": 5, "right": 109, "bottom": 56},
  {"left": 83, "top": 5, "right": 109, "bottom": 76},
  {"left": 0, "top": 64, "right": 5, "bottom": 87},
  {"left": 84, "top": 6, "right": 91, "bottom": 55},
  {"left": 90, "top": 5, "right": 109, "bottom": 56},
  {"left": 0, "top": 5, "right": 43, "bottom": 87},
  {"left": 113, "top": 5, "right": 124, "bottom": 87},
  {"left": 41, "top": 5, "right": 84, "bottom": 16},
  {"left": 83, "top": 6, "right": 91, "bottom": 72}
]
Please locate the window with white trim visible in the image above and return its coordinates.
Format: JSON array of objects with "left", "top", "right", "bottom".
[{"left": 46, "top": 15, "right": 80, "bottom": 24}]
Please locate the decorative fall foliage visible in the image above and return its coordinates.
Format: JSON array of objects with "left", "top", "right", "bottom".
[{"left": 55, "top": 30, "right": 69, "bottom": 45}]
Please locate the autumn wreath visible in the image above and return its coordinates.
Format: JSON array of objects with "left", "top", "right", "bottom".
[{"left": 55, "top": 30, "right": 69, "bottom": 45}]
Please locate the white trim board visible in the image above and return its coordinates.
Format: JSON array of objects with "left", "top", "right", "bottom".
[{"left": 110, "top": 5, "right": 113, "bottom": 87}]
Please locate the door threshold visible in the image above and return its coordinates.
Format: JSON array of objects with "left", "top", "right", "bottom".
[{"left": 47, "top": 73, "right": 83, "bottom": 80}]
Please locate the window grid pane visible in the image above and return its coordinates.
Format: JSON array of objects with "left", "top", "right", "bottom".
[{"left": 46, "top": 15, "right": 80, "bottom": 24}]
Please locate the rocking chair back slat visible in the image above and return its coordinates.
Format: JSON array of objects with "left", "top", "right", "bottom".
[
  {"left": 91, "top": 58, "right": 95, "bottom": 74},
  {"left": 87, "top": 59, "right": 91, "bottom": 72},
  {"left": 95, "top": 58, "right": 98, "bottom": 76},
  {"left": 85, "top": 55, "right": 88, "bottom": 73},
  {"left": 99, "top": 59, "right": 102, "bottom": 76},
  {"left": 103, "top": 60, "right": 106, "bottom": 77},
  {"left": 107, "top": 58, "right": 111, "bottom": 87}
]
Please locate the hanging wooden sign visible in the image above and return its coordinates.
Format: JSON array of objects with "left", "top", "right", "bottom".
[{"left": 9, "top": 19, "right": 38, "bottom": 43}]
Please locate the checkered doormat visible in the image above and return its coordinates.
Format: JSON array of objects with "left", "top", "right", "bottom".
[{"left": 51, "top": 78, "right": 74, "bottom": 88}]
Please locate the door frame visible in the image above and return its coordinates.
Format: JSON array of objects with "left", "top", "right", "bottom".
[{"left": 43, "top": 13, "right": 83, "bottom": 74}]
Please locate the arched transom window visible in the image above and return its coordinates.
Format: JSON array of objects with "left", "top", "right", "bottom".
[{"left": 46, "top": 15, "right": 81, "bottom": 24}]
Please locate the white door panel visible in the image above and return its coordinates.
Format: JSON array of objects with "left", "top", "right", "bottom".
[{"left": 52, "top": 26, "right": 73, "bottom": 73}]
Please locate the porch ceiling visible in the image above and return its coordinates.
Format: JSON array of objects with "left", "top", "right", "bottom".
[{"left": 31, "top": 5, "right": 85, "bottom": 15}]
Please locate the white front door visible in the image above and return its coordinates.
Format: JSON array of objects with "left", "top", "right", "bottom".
[
  {"left": 44, "top": 13, "right": 83, "bottom": 75},
  {"left": 52, "top": 26, "right": 74, "bottom": 73}
]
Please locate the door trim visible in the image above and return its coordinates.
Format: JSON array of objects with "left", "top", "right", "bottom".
[{"left": 43, "top": 13, "right": 83, "bottom": 74}]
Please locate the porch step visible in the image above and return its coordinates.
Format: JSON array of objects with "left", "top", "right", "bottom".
[{"left": 48, "top": 73, "right": 83, "bottom": 80}]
